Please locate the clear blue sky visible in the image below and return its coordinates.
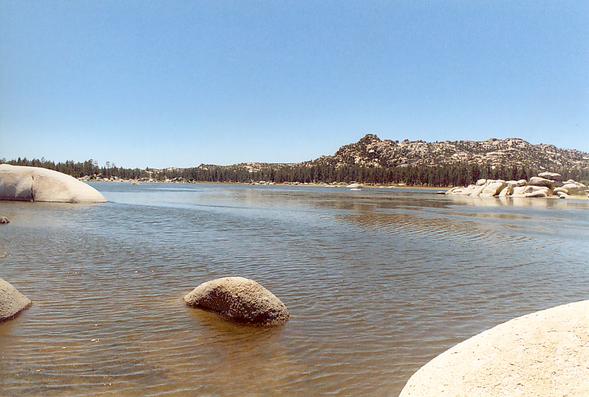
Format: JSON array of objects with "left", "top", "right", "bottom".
[{"left": 1, "top": 1, "right": 587, "bottom": 168}]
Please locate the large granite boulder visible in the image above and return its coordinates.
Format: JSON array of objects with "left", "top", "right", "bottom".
[
  {"left": 445, "top": 186, "right": 472, "bottom": 195},
  {"left": 184, "top": 277, "right": 290, "bottom": 326},
  {"left": 468, "top": 184, "right": 486, "bottom": 198},
  {"left": 0, "top": 278, "right": 31, "bottom": 322},
  {"left": 524, "top": 186, "right": 551, "bottom": 198},
  {"left": 538, "top": 172, "right": 562, "bottom": 181},
  {"left": 554, "top": 181, "right": 588, "bottom": 196},
  {"left": 498, "top": 184, "right": 513, "bottom": 197},
  {"left": 445, "top": 186, "right": 475, "bottom": 195},
  {"left": 528, "top": 176, "right": 554, "bottom": 188},
  {"left": 480, "top": 180, "right": 506, "bottom": 198},
  {"left": 0, "top": 164, "right": 106, "bottom": 203},
  {"left": 400, "top": 300, "right": 589, "bottom": 397}
]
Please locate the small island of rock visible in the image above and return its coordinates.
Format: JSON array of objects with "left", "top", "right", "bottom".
[
  {"left": 446, "top": 172, "right": 588, "bottom": 199},
  {"left": 184, "top": 277, "right": 290, "bottom": 326},
  {"left": 0, "top": 164, "right": 106, "bottom": 203}
]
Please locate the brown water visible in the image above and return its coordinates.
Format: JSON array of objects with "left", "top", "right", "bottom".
[{"left": 1, "top": 183, "right": 588, "bottom": 396}]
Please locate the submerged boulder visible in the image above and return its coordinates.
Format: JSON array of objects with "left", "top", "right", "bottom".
[
  {"left": 184, "top": 277, "right": 290, "bottom": 326},
  {"left": 0, "top": 278, "right": 31, "bottom": 322},
  {"left": 0, "top": 164, "right": 106, "bottom": 203}
]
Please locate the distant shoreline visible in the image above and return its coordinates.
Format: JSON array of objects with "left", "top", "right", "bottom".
[{"left": 85, "top": 179, "right": 451, "bottom": 191}]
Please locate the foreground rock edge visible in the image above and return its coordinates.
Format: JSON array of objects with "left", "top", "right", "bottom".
[
  {"left": 400, "top": 300, "right": 589, "bottom": 397},
  {"left": 184, "top": 277, "right": 290, "bottom": 327},
  {"left": 0, "top": 278, "right": 32, "bottom": 322}
]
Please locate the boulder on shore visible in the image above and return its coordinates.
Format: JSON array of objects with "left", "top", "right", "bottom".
[
  {"left": 184, "top": 277, "right": 290, "bottom": 326},
  {"left": 445, "top": 172, "right": 587, "bottom": 199},
  {"left": 538, "top": 171, "right": 562, "bottom": 181},
  {"left": 524, "top": 185, "right": 551, "bottom": 198},
  {"left": 0, "top": 278, "right": 32, "bottom": 322},
  {"left": 479, "top": 180, "right": 506, "bottom": 198},
  {"left": 528, "top": 176, "right": 554, "bottom": 188},
  {"left": 498, "top": 184, "right": 513, "bottom": 197},
  {"left": 0, "top": 164, "right": 106, "bottom": 203},
  {"left": 400, "top": 300, "right": 589, "bottom": 397},
  {"left": 555, "top": 182, "right": 588, "bottom": 196}
]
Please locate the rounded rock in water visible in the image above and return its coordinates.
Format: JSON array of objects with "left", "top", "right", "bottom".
[
  {"left": 184, "top": 277, "right": 290, "bottom": 326},
  {"left": 0, "top": 278, "right": 32, "bottom": 322}
]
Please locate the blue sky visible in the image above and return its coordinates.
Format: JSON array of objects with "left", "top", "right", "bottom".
[{"left": 1, "top": 1, "right": 587, "bottom": 168}]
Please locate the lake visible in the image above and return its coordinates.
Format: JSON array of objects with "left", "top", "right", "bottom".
[{"left": 1, "top": 183, "right": 588, "bottom": 396}]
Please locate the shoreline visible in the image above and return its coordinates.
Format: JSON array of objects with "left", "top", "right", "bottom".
[{"left": 84, "top": 179, "right": 451, "bottom": 191}]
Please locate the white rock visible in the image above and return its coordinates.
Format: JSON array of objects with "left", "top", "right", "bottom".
[
  {"left": 556, "top": 182, "right": 588, "bottom": 196},
  {"left": 524, "top": 185, "right": 551, "bottom": 198},
  {"left": 468, "top": 184, "right": 486, "bottom": 198},
  {"left": 498, "top": 184, "right": 513, "bottom": 197},
  {"left": 516, "top": 179, "right": 527, "bottom": 186},
  {"left": 0, "top": 164, "right": 106, "bottom": 203},
  {"left": 400, "top": 300, "right": 589, "bottom": 397},
  {"left": 528, "top": 176, "right": 554, "bottom": 188},
  {"left": 538, "top": 171, "right": 562, "bottom": 181},
  {"left": 480, "top": 180, "right": 506, "bottom": 198},
  {"left": 446, "top": 185, "right": 476, "bottom": 195}
]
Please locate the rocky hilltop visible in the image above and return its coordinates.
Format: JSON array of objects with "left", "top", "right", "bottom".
[
  {"left": 310, "top": 134, "right": 589, "bottom": 170},
  {"left": 5, "top": 134, "right": 589, "bottom": 186}
]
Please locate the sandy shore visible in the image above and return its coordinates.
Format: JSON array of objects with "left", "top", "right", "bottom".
[{"left": 400, "top": 300, "right": 589, "bottom": 397}]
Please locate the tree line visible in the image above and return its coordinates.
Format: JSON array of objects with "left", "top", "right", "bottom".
[{"left": 3, "top": 157, "right": 588, "bottom": 187}]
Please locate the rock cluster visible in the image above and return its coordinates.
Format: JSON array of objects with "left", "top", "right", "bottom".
[
  {"left": 184, "top": 277, "right": 290, "bottom": 326},
  {"left": 446, "top": 172, "right": 588, "bottom": 199},
  {"left": 0, "top": 216, "right": 9, "bottom": 224},
  {"left": 0, "top": 164, "right": 106, "bottom": 203},
  {"left": 0, "top": 278, "right": 32, "bottom": 322}
]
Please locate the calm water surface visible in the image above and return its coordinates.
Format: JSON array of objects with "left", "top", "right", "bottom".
[{"left": 1, "top": 183, "right": 588, "bottom": 396}]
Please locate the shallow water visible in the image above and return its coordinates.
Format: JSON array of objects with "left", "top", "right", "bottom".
[{"left": 1, "top": 183, "right": 588, "bottom": 396}]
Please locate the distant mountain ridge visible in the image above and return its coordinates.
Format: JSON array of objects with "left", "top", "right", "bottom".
[
  {"left": 4, "top": 134, "right": 589, "bottom": 186},
  {"left": 307, "top": 134, "right": 589, "bottom": 171}
]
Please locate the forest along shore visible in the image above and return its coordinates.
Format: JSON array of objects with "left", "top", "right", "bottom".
[
  {"left": 3, "top": 134, "right": 589, "bottom": 187},
  {"left": 79, "top": 176, "right": 448, "bottom": 190}
]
